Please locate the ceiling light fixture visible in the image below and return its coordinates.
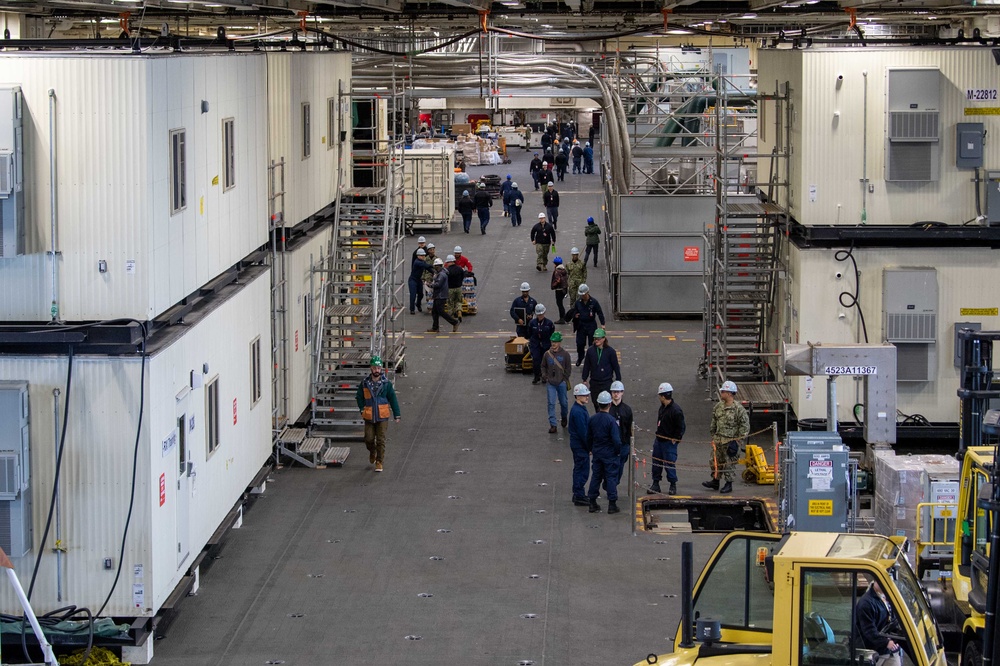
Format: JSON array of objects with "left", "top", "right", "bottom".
[
  {"left": 739, "top": 12, "right": 757, "bottom": 19},
  {"left": 667, "top": 28, "right": 693, "bottom": 34}
]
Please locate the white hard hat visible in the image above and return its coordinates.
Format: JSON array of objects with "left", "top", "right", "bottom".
[
  {"left": 512, "top": 182, "right": 518, "bottom": 189},
  {"left": 535, "top": 304, "right": 546, "bottom": 315},
  {"left": 577, "top": 284, "right": 589, "bottom": 295},
  {"left": 477, "top": 182, "right": 486, "bottom": 188},
  {"left": 520, "top": 282, "right": 531, "bottom": 291},
  {"left": 571, "top": 247, "right": 580, "bottom": 254},
  {"left": 433, "top": 258, "right": 444, "bottom": 266},
  {"left": 610, "top": 381, "right": 625, "bottom": 392},
  {"left": 547, "top": 182, "right": 555, "bottom": 187},
  {"left": 454, "top": 246, "right": 463, "bottom": 253},
  {"left": 573, "top": 384, "right": 591, "bottom": 396},
  {"left": 538, "top": 213, "right": 547, "bottom": 219},
  {"left": 658, "top": 382, "right": 674, "bottom": 395},
  {"left": 720, "top": 380, "right": 738, "bottom": 394},
  {"left": 445, "top": 254, "right": 456, "bottom": 263},
  {"left": 416, "top": 248, "right": 426, "bottom": 256},
  {"left": 596, "top": 391, "right": 612, "bottom": 405},
  {"left": 417, "top": 236, "right": 426, "bottom": 243},
  {"left": 427, "top": 242, "right": 436, "bottom": 249}
]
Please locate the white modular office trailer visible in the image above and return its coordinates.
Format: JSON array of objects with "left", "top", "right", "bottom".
[
  {"left": 283, "top": 224, "right": 333, "bottom": 422},
  {"left": 0, "top": 269, "right": 272, "bottom": 622},
  {"left": 266, "top": 52, "right": 352, "bottom": 226},
  {"left": 0, "top": 52, "right": 269, "bottom": 322},
  {"left": 755, "top": 48, "right": 1000, "bottom": 426}
]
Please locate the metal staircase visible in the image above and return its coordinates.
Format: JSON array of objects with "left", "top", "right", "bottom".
[
  {"left": 702, "top": 81, "right": 792, "bottom": 424},
  {"left": 301, "top": 136, "right": 405, "bottom": 462}
]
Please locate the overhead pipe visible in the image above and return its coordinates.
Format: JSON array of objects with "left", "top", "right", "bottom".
[{"left": 52, "top": 388, "right": 64, "bottom": 602}]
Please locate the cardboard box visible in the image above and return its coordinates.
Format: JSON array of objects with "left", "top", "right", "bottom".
[
  {"left": 452, "top": 123, "right": 471, "bottom": 134},
  {"left": 873, "top": 451, "right": 959, "bottom": 557},
  {"left": 505, "top": 336, "right": 528, "bottom": 355}
]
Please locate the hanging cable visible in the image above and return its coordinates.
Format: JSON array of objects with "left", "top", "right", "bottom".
[
  {"left": 27, "top": 345, "right": 74, "bottom": 601},
  {"left": 96, "top": 324, "right": 148, "bottom": 618},
  {"left": 834, "top": 245, "right": 869, "bottom": 343}
]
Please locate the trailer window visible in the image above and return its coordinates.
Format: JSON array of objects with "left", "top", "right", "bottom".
[
  {"left": 169, "top": 128, "right": 187, "bottom": 214},
  {"left": 206, "top": 376, "right": 220, "bottom": 456},
  {"left": 302, "top": 102, "right": 311, "bottom": 159},
  {"left": 223, "top": 118, "right": 235, "bottom": 191},
  {"left": 250, "top": 337, "right": 261, "bottom": 407}
]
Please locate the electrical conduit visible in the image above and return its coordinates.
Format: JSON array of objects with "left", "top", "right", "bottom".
[{"left": 48, "top": 89, "right": 59, "bottom": 321}]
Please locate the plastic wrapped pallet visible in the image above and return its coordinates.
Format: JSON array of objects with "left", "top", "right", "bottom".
[{"left": 873, "top": 451, "right": 959, "bottom": 547}]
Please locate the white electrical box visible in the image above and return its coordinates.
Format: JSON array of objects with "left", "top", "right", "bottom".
[
  {"left": 0, "top": 85, "right": 24, "bottom": 258},
  {"left": 885, "top": 68, "right": 940, "bottom": 182}
]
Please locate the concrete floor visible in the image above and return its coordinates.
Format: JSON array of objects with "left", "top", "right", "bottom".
[{"left": 151, "top": 142, "right": 771, "bottom": 666}]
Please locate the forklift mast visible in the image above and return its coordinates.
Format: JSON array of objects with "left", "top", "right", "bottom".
[{"left": 956, "top": 329, "right": 1000, "bottom": 666}]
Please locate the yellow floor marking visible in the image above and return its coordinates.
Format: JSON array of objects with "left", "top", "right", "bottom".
[
  {"left": 682, "top": 338, "right": 696, "bottom": 342},
  {"left": 461, "top": 335, "right": 475, "bottom": 339},
  {"left": 636, "top": 335, "right": 650, "bottom": 339},
  {"left": 650, "top": 330, "right": 662, "bottom": 333}
]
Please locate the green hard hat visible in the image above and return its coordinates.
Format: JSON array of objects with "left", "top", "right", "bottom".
[
  {"left": 370, "top": 355, "right": 383, "bottom": 367},
  {"left": 594, "top": 328, "right": 606, "bottom": 338},
  {"left": 550, "top": 331, "right": 563, "bottom": 342}
]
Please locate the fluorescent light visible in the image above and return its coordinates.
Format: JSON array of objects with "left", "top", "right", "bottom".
[
  {"left": 739, "top": 12, "right": 757, "bottom": 19},
  {"left": 667, "top": 28, "right": 693, "bottom": 34}
]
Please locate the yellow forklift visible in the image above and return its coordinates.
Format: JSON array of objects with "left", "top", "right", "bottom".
[{"left": 634, "top": 531, "right": 947, "bottom": 666}]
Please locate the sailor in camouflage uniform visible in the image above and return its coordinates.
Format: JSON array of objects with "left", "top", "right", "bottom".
[{"left": 702, "top": 380, "right": 749, "bottom": 494}]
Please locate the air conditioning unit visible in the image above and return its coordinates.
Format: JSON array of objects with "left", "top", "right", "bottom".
[
  {"left": 0, "top": 86, "right": 24, "bottom": 258},
  {"left": 883, "top": 268, "right": 937, "bottom": 382},
  {"left": 885, "top": 69, "right": 940, "bottom": 182},
  {"left": 550, "top": 97, "right": 576, "bottom": 106},
  {"left": 0, "top": 381, "right": 31, "bottom": 557}
]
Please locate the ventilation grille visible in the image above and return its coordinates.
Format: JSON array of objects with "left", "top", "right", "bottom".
[
  {"left": 896, "top": 343, "right": 932, "bottom": 382},
  {"left": 886, "top": 313, "right": 937, "bottom": 343},
  {"left": 887, "top": 143, "right": 933, "bottom": 181},
  {"left": 0, "top": 153, "right": 11, "bottom": 198},
  {"left": 0, "top": 453, "right": 17, "bottom": 500},
  {"left": 0, "top": 502, "right": 9, "bottom": 555},
  {"left": 888, "top": 111, "right": 940, "bottom": 141}
]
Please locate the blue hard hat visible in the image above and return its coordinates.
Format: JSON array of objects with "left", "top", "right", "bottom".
[
  {"left": 553, "top": 256, "right": 563, "bottom": 264},
  {"left": 587, "top": 216, "right": 594, "bottom": 223},
  {"left": 506, "top": 174, "right": 512, "bottom": 179}
]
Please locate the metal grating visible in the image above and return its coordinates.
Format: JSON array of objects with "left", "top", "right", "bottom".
[
  {"left": 888, "top": 111, "right": 939, "bottom": 141},
  {"left": 322, "top": 446, "right": 351, "bottom": 465},
  {"left": 886, "top": 313, "right": 937, "bottom": 342},
  {"left": 0, "top": 454, "right": 17, "bottom": 500},
  {"left": 887, "top": 142, "right": 933, "bottom": 181}
]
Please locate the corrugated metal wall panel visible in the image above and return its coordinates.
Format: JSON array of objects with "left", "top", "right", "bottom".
[
  {"left": 787, "top": 245, "right": 1000, "bottom": 422},
  {"left": 0, "top": 53, "right": 269, "bottom": 322},
  {"left": 266, "top": 52, "right": 351, "bottom": 226},
  {"left": 285, "top": 228, "right": 332, "bottom": 420},
  {"left": 0, "top": 55, "right": 151, "bottom": 321},
  {"left": 760, "top": 48, "right": 1000, "bottom": 226},
  {"left": 0, "top": 271, "right": 272, "bottom": 616}
]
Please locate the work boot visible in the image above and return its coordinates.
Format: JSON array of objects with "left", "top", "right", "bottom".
[
  {"left": 607, "top": 500, "right": 620, "bottom": 514},
  {"left": 720, "top": 481, "right": 733, "bottom": 494},
  {"left": 649, "top": 481, "right": 661, "bottom": 494},
  {"left": 369, "top": 451, "right": 376, "bottom": 464},
  {"left": 548, "top": 425, "right": 557, "bottom": 434},
  {"left": 560, "top": 416, "right": 567, "bottom": 428},
  {"left": 572, "top": 496, "right": 590, "bottom": 506},
  {"left": 375, "top": 462, "right": 383, "bottom": 473},
  {"left": 532, "top": 378, "right": 541, "bottom": 385},
  {"left": 702, "top": 479, "right": 719, "bottom": 490},
  {"left": 426, "top": 328, "right": 439, "bottom": 333},
  {"left": 452, "top": 322, "right": 460, "bottom": 333},
  {"left": 588, "top": 499, "right": 601, "bottom": 513},
  {"left": 668, "top": 483, "right": 677, "bottom": 496}
]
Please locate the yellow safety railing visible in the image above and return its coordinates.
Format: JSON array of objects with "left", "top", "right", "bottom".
[{"left": 915, "top": 501, "right": 958, "bottom": 551}]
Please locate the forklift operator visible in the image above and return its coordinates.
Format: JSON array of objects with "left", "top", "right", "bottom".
[{"left": 855, "top": 579, "right": 902, "bottom": 666}]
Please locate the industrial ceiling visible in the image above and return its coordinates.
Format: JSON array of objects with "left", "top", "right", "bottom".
[{"left": 7, "top": 0, "right": 1000, "bottom": 44}]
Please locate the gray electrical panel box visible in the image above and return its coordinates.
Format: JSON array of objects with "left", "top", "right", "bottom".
[
  {"left": 956, "top": 122, "right": 985, "bottom": 168},
  {"left": 783, "top": 432, "right": 850, "bottom": 532},
  {"left": 0, "top": 381, "right": 31, "bottom": 557},
  {"left": 885, "top": 68, "right": 941, "bottom": 182},
  {"left": 0, "top": 86, "right": 24, "bottom": 258}
]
